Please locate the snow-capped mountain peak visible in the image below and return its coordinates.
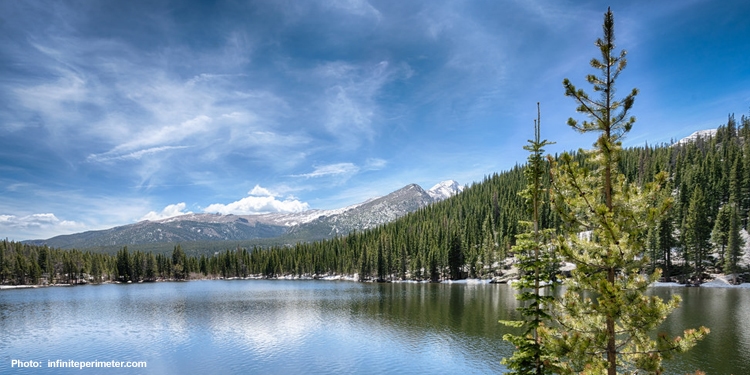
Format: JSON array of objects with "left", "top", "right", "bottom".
[
  {"left": 673, "top": 129, "right": 717, "bottom": 146},
  {"left": 427, "top": 180, "right": 464, "bottom": 201}
]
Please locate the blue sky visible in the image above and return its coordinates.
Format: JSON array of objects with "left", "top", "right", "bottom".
[{"left": 1, "top": 0, "right": 749, "bottom": 241}]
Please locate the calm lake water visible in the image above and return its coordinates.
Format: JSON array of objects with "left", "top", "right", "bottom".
[{"left": 1, "top": 280, "right": 748, "bottom": 374}]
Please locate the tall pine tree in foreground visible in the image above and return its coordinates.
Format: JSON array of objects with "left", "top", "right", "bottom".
[
  {"left": 543, "top": 8, "right": 708, "bottom": 375},
  {"left": 501, "top": 103, "right": 558, "bottom": 374}
]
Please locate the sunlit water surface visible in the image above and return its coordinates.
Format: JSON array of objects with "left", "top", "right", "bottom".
[{"left": 1, "top": 280, "right": 748, "bottom": 374}]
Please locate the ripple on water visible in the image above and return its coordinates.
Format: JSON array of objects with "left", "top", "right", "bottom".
[{"left": 4, "top": 281, "right": 745, "bottom": 374}]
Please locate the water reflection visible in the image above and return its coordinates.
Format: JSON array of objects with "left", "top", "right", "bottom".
[
  {"left": 650, "top": 286, "right": 750, "bottom": 374},
  {"left": 1, "top": 281, "right": 747, "bottom": 374}
]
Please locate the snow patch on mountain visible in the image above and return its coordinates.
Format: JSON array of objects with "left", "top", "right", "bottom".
[
  {"left": 427, "top": 180, "right": 464, "bottom": 201},
  {"left": 261, "top": 200, "right": 368, "bottom": 227},
  {"left": 673, "top": 129, "right": 717, "bottom": 146}
]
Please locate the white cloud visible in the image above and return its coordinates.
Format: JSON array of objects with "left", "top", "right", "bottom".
[
  {"left": 0, "top": 213, "right": 84, "bottom": 238},
  {"left": 12, "top": 64, "right": 99, "bottom": 128},
  {"left": 203, "top": 186, "right": 309, "bottom": 215},
  {"left": 315, "top": 60, "right": 401, "bottom": 148},
  {"left": 90, "top": 115, "right": 213, "bottom": 162},
  {"left": 9, "top": 33, "right": 307, "bottom": 185},
  {"left": 326, "top": 0, "right": 382, "bottom": 19},
  {"left": 87, "top": 145, "right": 191, "bottom": 162},
  {"left": 295, "top": 163, "right": 360, "bottom": 178},
  {"left": 249, "top": 185, "right": 275, "bottom": 197},
  {"left": 140, "top": 203, "right": 192, "bottom": 221},
  {"left": 364, "top": 158, "right": 387, "bottom": 170},
  {"left": 291, "top": 159, "right": 384, "bottom": 181}
]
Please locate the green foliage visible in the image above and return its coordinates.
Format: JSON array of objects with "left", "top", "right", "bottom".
[
  {"left": 684, "top": 187, "right": 711, "bottom": 282},
  {"left": 501, "top": 103, "right": 559, "bottom": 375},
  {"left": 725, "top": 204, "right": 744, "bottom": 283},
  {"left": 712, "top": 203, "right": 732, "bottom": 270},
  {"left": 172, "top": 244, "right": 188, "bottom": 280},
  {"left": 544, "top": 8, "right": 707, "bottom": 374}
]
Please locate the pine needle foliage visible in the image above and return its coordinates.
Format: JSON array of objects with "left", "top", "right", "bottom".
[
  {"left": 543, "top": 8, "right": 708, "bottom": 375},
  {"left": 725, "top": 203, "right": 744, "bottom": 284},
  {"left": 501, "top": 103, "right": 558, "bottom": 374}
]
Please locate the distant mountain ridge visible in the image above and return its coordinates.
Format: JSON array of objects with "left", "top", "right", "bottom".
[{"left": 26, "top": 180, "right": 463, "bottom": 249}]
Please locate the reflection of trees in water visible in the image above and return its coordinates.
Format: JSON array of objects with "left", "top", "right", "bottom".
[
  {"left": 349, "top": 283, "right": 521, "bottom": 339},
  {"left": 654, "top": 287, "right": 750, "bottom": 374}
]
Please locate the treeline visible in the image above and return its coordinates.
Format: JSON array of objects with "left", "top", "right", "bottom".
[
  {"left": 2, "top": 115, "right": 749, "bottom": 286},
  {"left": 255, "top": 113, "right": 750, "bottom": 283},
  {"left": 0, "top": 241, "right": 196, "bottom": 285},
  {"left": 644, "top": 114, "right": 750, "bottom": 281}
]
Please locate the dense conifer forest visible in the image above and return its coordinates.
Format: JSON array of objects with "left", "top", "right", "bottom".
[{"left": 2, "top": 114, "right": 748, "bottom": 286}]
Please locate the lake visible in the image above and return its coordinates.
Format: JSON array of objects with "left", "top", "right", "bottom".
[{"left": 1, "top": 280, "right": 748, "bottom": 374}]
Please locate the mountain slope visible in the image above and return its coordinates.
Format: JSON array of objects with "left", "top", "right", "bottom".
[
  {"left": 28, "top": 214, "right": 288, "bottom": 249},
  {"left": 27, "top": 180, "right": 462, "bottom": 249},
  {"left": 285, "top": 183, "right": 436, "bottom": 240}
]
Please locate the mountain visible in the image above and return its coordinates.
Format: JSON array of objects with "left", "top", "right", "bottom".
[
  {"left": 285, "top": 183, "right": 436, "bottom": 240},
  {"left": 27, "top": 214, "right": 289, "bottom": 250},
  {"left": 427, "top": 180, "right": 464, "bottom": 201},
  {"left": 27, "top": 180, "right": 462, "bottom": 249},
  {"left": 673, "top": 129, "right": 717, "bottom": 146}
]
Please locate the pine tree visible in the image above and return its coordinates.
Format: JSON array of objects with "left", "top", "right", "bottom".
[
  {"left": 501, "top": 103, "right": 558, "bottom": 374},
  {"left": 725, "top": 204, "right": 744, "bottom": 284},
  {"left": 376, "top": 238, "right": 385, "bottom": 281},
  {"left": 358, "top": 245, "right": 369, "bottom": 282},
  {"left": 480, "top": 214, "right": 497, "bottom": 278},
  {"left": 172, "top": 244, "right": 187, "bottom": 280},
  {"left": 0, "top": 241, "right": 7, "bottom": 284},
  {"left": 712, "top": 203, "right": 732, "bottom": 270},
  {"left": 448, "top": 230, "right": 464, "bottom": 280},
  {"left": 684, "top": 187, "right": 711, "bottom": 283},
  {"left": 656, "top": 205, "right": 676, "bottom": 280},
  {"left": 729, "top": 152, "right": 743, "bottom": 208},
  {"left": 741, "top": 115, "right": 750, "bottom": 228},
  {"left": 116, "top": 246, "right": 132, "bottom": 282},
  {"left": 544, "top": 8, "right": 707, "bottom": 374}
]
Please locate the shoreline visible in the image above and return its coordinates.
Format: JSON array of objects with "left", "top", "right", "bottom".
[
  {"left": 0, "top": 283, "right": 79, "bottom": 290},
  {"left": 3, "top": 273, "right": 749, "bottom": 290},
  {"left": 651, "top": 273, "right": 750, "bottom": 288}
]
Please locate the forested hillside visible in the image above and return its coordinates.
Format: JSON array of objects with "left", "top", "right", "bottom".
[{"left": 2, "top": 114, "right": 749, "bottom": 285}]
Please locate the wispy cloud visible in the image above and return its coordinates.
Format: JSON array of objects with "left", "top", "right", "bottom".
[
  {"left": 294, "top": 163, "right": 360, "bottom": 178},
  {"left": 87, "top": 145, "right": 192, "bottom": 163},
  {"left": 364, "top": 158, "right": 387, "bottom": 170},
  {"left": 326, "top": 0, "right": 382, "bottom": 19},
  {"left": 5, "top": 28, "right": 311, "bottom": 186},
  {"left": 314, "top": 60, "right": 406, "bottom": 149}
]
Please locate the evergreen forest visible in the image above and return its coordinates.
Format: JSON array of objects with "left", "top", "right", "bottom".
[{"left": 2, "top": 115, "right": 749, "bottom": 286}]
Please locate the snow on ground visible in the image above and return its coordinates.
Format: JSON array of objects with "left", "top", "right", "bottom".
[
  {"left": 443, "top": 279, "right": 491, "bottom": 284},
  {"left": 740, "top": 229, "right": 750, "bottom": 267},
  {"left": 651, "top": 281, "right": 750, "bottom": 288},
  {"left": 651, "top": 274, "right": 750, "bottom": 288},
  {"left": 0, "top": 285, "right": 38, "bottom": 289}
]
